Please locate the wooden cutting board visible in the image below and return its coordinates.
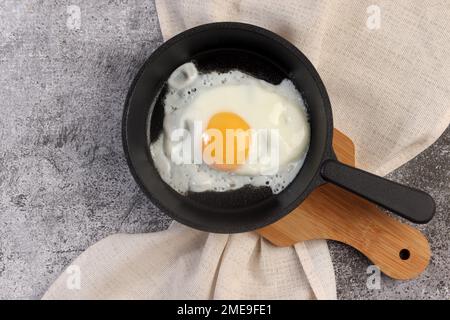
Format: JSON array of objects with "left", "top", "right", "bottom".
[{"left": 257, "top": 129, "right": 431, "bottom": 280}]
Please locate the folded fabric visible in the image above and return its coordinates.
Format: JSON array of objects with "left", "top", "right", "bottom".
[
  {"left": 43, "top": 222, "right": 336, "bottom": 299},
  {"left": 155, "top": 0, "right": 450, "bottom": 176}
]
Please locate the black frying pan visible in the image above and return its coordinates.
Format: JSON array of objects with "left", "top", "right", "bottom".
[{"left": 123, "top": 22, "right": 435, "bottom": 233}]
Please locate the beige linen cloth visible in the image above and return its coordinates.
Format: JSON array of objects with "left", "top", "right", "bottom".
[{"left": 44, "top": 0, "right": 450, "bottom": 299}]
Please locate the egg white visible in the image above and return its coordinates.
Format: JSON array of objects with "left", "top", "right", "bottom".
[{"left": 150, "top": 63, "right": 310, "bottom": 195}]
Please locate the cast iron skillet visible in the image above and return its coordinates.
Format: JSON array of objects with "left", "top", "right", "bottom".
[{"left": 123, "top": 22, "right": 435, "bottom": 233}]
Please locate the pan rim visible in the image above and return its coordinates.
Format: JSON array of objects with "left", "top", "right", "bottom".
[{"left": 122, "top": 22, "right": 333, "bottom": 233}]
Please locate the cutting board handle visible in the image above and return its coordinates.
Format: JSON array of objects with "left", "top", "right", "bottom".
[
  {"left": 302, "top": 183, "right": 431, "bottom": 280},
  {"left": 258, "top": 130, "right": 431, "bottom": 280}
]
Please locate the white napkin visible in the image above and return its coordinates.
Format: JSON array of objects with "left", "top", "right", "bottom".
[
  {"left": 44, "top": 0, "right": 450, "bottom": 300},
  {"left": 155, "top": 0, "right": 450, "bottom": 176},
  {"left": 43, "top": 222, "right": 335, "bottom": 299}
]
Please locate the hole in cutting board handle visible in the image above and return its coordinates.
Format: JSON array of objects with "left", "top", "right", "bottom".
[{"left": 399, "top": 249, "right": 411, "bottom": 260}]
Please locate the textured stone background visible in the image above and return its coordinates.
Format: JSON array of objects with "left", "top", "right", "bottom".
[{"left": 0, "top": 0, "right": 448, "bottom": 300}]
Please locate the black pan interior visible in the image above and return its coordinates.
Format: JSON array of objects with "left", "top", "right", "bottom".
[{"left": 123, "top": 23, "right": 333, "bottom": 233}]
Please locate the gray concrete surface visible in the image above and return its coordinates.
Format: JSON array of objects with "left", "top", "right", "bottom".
[{"left": 0, "top": 0, "right": 448, "bottom": 300}]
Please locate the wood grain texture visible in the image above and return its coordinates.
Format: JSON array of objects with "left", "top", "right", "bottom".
[{"left": 257, "top": 130, "right": 431, "bottom": 280}]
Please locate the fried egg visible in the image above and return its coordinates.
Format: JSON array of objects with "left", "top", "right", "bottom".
[{"left": 150, "top": 62, "right": 310, "bottom": 195}]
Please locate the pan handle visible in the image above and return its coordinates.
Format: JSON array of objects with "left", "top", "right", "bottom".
[{"left": 320, "top": 159, "right": 435, "bottom": 224}]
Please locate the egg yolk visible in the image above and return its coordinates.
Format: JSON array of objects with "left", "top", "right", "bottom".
[{"left": 202, "top": 112, "right": 250, "bottom": 171}]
